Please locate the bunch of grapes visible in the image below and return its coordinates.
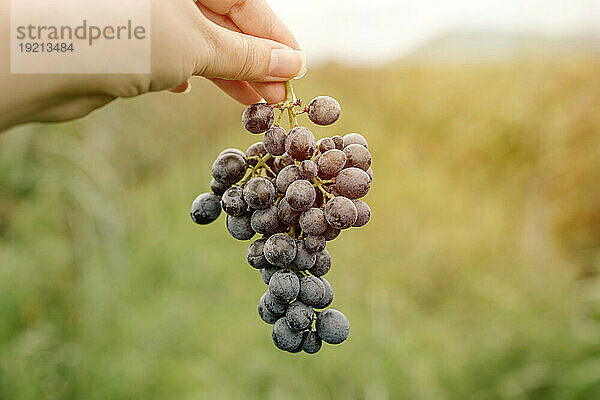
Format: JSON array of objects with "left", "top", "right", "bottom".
[{"left": 190, "top": 83, "right": 372, "bottom": 354}]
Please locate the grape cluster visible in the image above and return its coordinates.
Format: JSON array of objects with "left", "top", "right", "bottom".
[{"left": 190, "top": 85, "right": 372, "bottom": 354}]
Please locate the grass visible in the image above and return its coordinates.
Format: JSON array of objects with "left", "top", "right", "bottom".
[{"left": 0, "top": 56, "right": 599, "bottom": 399}]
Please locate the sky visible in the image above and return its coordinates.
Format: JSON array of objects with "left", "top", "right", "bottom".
[{"left": 270, "top": 0, "right": 600, "bottom": 65}]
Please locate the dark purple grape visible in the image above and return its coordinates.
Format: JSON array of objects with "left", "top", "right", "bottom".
[
  {"left": 309, "top": 249, "right": 331, "bottom": 276},
  {"left": 316, "top": 309, "right": 349, "bottom": 344},
  {"left": 212, "top": 153, "right": 247, "bottom": 185},
  {"left": 264, "top": 233, "right": 298, "bottom": 267},
  {"left": 285, "top": 300, "right": 314, "bottom": 331},
  {"left": 302, "top": 330, "right": 322, "bottom": 354},
  {"left": 221, "top": 186, "right": 247, "bottom": 216},
  {"left": 276, "top": 165, "right": 302, "bottom": 194},
  {"left": 272, "top": 317, "right": 303, "bottom": 352},
  {"left": 218, "top": 148, "right": 246, "bottom": 158},
  {"left": 299, "top": 208, "right": 327, "bottom": 236},
  {"left": 314, "top": 277, "right": 333, "bottom": 309},
  {"left": 322, "top": 224, "right": 341, "bottom": 241},
  {"left": 190, "top": 193, "right": 222, "bottom": 225},
  {"left": 264, "top": 290, "right": 289, "bottom": 315},
  {"left": 210, "top": 178, "right": 230, "bottom": 196},
  {"left": 285, "top": 180, "right": 316, "bottom": 212},
  {"left": 298, "top": 275, "right": 325, "bottom": 306},
  {"left": 226, "top": 213, "right": 255, "bottom": 240},
  {"left": 268, "top": 269, "right": 300, "bottom": 302},
  {"left": 334, "top": 167, "right": 371, "bottom": 199},
  {"left": 307, "top": 96, "right": 341, "bottom": 126},
  {"left": 304, "top": 235, "right": 326, "bottom": 253},
  {"left": 263, "top": 126, "right": 287, "bottom": 156},
  {"left": 251, "top": 205, "right": 279, "bottom": 234},
  {"left": 366, "top": 167, "right": 374, "bottom": 181},
  {"left": 343, "top": 144, "right": 372, "bottom": 171},
  {"left": 260, "top": 267, "right": 280, "bottom": 284},
  {"left": 318, "top": 138, "right": 335, "bottom": 153},
  {"left": 285, "top": 126, "right": 316, "bottom": 161},
  {"left": 289, "top": 239, "right": 316, "bottom": 271},
  {"left": 242, "top": 103, "right": 274, "bottom": 134},
  {"left": 318, "top": 149, "right": 346, "bottom": 178},
  {"left": 246, "top": 142, "right": 267, "bottom": 166},
  {"left": 299, "top": 160, "right": 318, "bottom": 180},
  {"left": 246, "top": 238, "right": 272, "bottom": 269},
  {"left": 342, "top": 133, "right": 368, "bottom": 148},
  {"left": 324, "top": 196, "right": 357, "bottom": 229},
  {"left": 274, "top": 153, "right": 295, "bottom": 174},
  {"left": 243, "top": 177, "right": 275, "bottom": 210},
  {"left": 352, "top": 199, "right": 371, "bottom": 227},
  {"left": 277, "top": 197, "right": 301, "bottom": 225},
  {"left": 258, "top": 292, "right": 279, "bottom": 324},
  {"left": 331, "top": 135, "right": 344, "bottom": 150}
]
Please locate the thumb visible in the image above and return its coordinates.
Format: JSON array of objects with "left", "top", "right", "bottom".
[{"left": 198, "top": 24, "right": 306, "bottom": 83}]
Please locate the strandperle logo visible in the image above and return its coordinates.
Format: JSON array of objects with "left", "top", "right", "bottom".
[
  {"left": 15, "top": 20, "right": 147, "bottom": 46},
  {"left": 11, "top": 0, "right": 151, "bottom": 74}
]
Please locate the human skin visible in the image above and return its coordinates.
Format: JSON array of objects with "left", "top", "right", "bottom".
[{"left": 0, "top": 0, "right": 305, "bottom": 131}]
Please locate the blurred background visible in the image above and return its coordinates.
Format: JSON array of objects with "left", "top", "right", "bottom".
[{"left": 1, "top": 0, "right": 600, "bottom": 399}]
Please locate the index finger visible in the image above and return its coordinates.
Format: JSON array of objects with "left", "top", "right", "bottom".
[{"left": 199, "top": 0, "right": 299, "bottom": 50}]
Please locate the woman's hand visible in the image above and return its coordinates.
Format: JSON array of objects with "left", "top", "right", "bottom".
[{"left": 0, "top": 0, "right": 305, "bottom": 130}]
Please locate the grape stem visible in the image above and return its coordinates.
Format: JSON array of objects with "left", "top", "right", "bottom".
[{"left": 284, "top": 81, "right": 298, "bottom": 128}]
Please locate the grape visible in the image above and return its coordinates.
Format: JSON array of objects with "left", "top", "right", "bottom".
[
  {"left": 190, "top": 193, "right": 222, "bottom": 225},
  {"left": 246, "top": 238, "right": 271, "bottom": 269},
  {"left": 302, "top": 330, "right": 322, "bottom": 354},
  {"left": 307, "top": 96, "right": 341, "bottom": 126},
  {"left": 334, "top": 167, "right": 371, "bottom": 199},
  {"left": 285, "top": 126, "right": 316, "bottom": 161},
  {"left": 343, "top": 144, "right": 372, "bottom": 171},
  {"left": 272, "top": 317, "right": 304, "bottom": 352},
  {"left": 274, "top": 153, "right": 294, "bottom": 173},
  {"left": 342, "top": 133, "right": 368, "bottom": 148},
  {"left": 314, "top": 277, "right": 333, "bottom": 309},
  {"left": 258, "top": 292, "right": 279, "bottom": 324},
  {"left": 324, "top": 196, "right": 358, "bottom": 229},
  {"left": 210, "top": 178, "right": 230, "bottom": 196},
  {"left": 221, "top": 186, "right": 247, "bottom": 216},
  {"left": 212, "top": 153, "right": 247, "bottom": 185},
  {"left": 366, "top": 167, "right": 374, "bottom": 181},
  {"left": 226, "top": 213, "right": 255, "bottom": 240},
  {"left": 285, "top": 300, "right": 314, "bottom": 331},
  {"left": 268, "top": 269, "right": 300, "bottom": 302},
  {"left": 242, "top": 103, "right": 274, "bottom": 134},
  {"left": 304, "top": 235, "right": 326, "bottom": 253},
  {"left": 264, "top": 233, "right": 297, "bottom": 267},
  {"left": 251, "top": 205, "right": 279, "bottom": 234},
  {"left": 243, "top": 177, "right": 275, "bottom": 210},
  {"left": 260, "top": 267, "right": 279, "bottom": 284},
  {"left": 277, "top": 197, "right": 301, "bottom": 226},
  {"left": 289, "top": 240, "right": 316, "bottom": 271},
  {"left": 263, "top": 126, "right": 287, "bottom": 156},
  {"left": 264, "top": 290, "right": 289, "bottom": 315},
  {"left": 318, "top": 137, "right": 335, "bottom": 153},
  {"left": 322, "top": 224, "right": 341, "bottom": 241},
  {"left": 246, "top": 142, "right": 267, "bottom": 166},
  {"left": 318, "top": 149, "right": 346, "bottom": 178},
  {"left": 218, "top": 148, "right": 246, "bottom": 158},
  {"left": 352, "top": 199, "right": 371, "bottom": 227},
  {"left": 299, "top": 208, "right": 327, "bottom": 236},
  {"left": 299, "top": 160, "right": 318, "bottom": 180},
  {"left": 309, "top": 249, "right": 331, "bottom": 277},
  {"left": 276, "top": 165, "right": 302, "bottom": 194},
  {"left": 285, "top": 180, "right": 316, "bottom": 212},
  {"left": 331, "top": 135, "right": 344, "bottom": 150},
  {"left": 298, "top": 275, "right": 325, "bottom": 306},
  {"left": 316, "top": 309, "right": 350, "bottom": 344}
]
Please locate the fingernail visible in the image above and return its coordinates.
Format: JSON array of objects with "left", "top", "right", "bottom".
[
  {"left": 182, "top": 80, "right": 192, "bottom": 94},
  {"left": 268, "top": 49, "right": 306, "bottom": 80}
]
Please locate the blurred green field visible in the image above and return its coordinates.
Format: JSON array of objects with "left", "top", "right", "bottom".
[{"left": 1, "top": 57, "right": 600, "bottom": 400}]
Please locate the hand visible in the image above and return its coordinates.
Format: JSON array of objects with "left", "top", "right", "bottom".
[{"left": 0, "top": 0, "right": 305, "bottom": 130}]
